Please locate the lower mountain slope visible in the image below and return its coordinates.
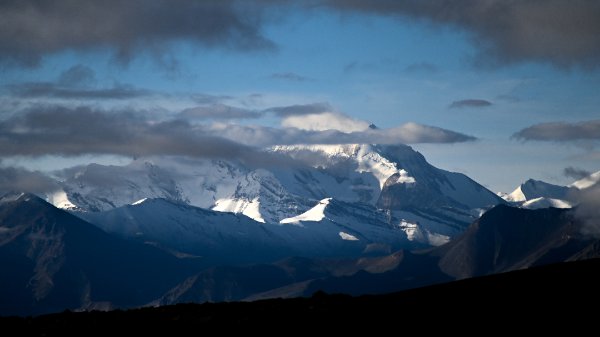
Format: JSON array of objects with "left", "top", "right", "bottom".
[{"left": 0, "top": 193, "right": 201, "bottom": 316}]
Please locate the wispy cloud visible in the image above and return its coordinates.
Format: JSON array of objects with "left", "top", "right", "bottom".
[
  {"left": 6, "top": 64, "right": 151, "bottom": 100},
  {"left": 270, "top": 72, "right": 312, "bottom": 82},
  {"left": 449, "top": 99, "right": 492, "bottom": 109},
  {"left": 179, "top": 104, "right": 262, "bottom": 120},
  {"left": 0, "top": 166, "right": 60, "bottom": 195},
  {"left": 266, "top": 102, "right": 332, "bottom": 117},
  {"left": 564, "top": 166, "right": 592, "bottom": 181}
]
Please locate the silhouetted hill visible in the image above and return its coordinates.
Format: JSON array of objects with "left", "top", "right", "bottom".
[{"left": 2, "top": 259, "right": 599, "bottom": 333}]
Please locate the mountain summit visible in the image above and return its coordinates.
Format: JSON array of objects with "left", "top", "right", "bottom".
[{"left": 50, "top": 144, "right": 503, "bottom": 245}]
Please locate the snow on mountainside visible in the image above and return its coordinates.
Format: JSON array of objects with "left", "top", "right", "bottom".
[
  {"left": 502, "top": 171, "right": 600, "bottom": 209},
  {"left": 79, "top": 197, "right": 414, "bottom": 264},
  {"left": 51, "top": 144, "right": 504, "bottom": 245},
  {"left": 505, "top": 179, "right": 572, "bottom": 203}
]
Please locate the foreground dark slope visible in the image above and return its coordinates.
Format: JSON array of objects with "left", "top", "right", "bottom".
[
  {"left": 163, "top": 204, "right": 600, "bottom": 301},
  {"left": 0, "top": 193, "right": 202, "bottom": 316},
  {"left": 3, "top": 259, "right": 599, "bottom": 333}
]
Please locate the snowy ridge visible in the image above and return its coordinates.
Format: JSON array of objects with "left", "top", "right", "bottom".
[
  {"left": 522, "top": 197, "right": 572, "bottom": 210},
  {"left": 280, "top": 198, "right": 331, "bottom": 225},
  {"left": 52, "top": 144, "right": 505, "bottom": 246},
  {"left": 79, "top": 197, "right": 413, "bottom": 263}
]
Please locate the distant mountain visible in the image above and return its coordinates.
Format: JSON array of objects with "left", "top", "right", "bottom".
[
  {"left": 79, "top": 197, "right": 414, "bottom": 265},
  {"left": 505, "top": 179, "right": 573, "bottom": 203},
  {"left": 501, "top": 170, "right": 600, "bottom": 209},
  {"left": 51, "top": 144, "right": 504, "bottom": 245},
  {"left": 0, "top": 193, "right": 201, "bottom": 316},
  {"left": 161, "top": 204, "right": 597, "bottom": 303}
]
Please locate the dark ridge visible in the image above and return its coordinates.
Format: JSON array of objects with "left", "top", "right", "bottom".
[{"left": 2, "top": 259, "right": 599, "bottom": 333}]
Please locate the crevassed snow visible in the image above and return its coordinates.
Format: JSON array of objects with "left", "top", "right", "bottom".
[
  {"left": 280, "top": 198, "right": 331, "bottom": 224},
  {"left": 339, "top": 232, "right": 359, "bottom": 241}
]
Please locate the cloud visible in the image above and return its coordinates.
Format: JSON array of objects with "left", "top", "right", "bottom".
[
  {"left": 191, "top": 93, "right": 234, "bottom": 105},
  {"left": 564, "top": 167, "right": 592, "bottom": 181},
  {"left": 0, "top": 166, "right": 60, "bottom": 195},
  {"left": 281, "top": 112, "right": 370, "bottom": 133},
  {"left": 5, "top": 64, "right": 151, "bottom": 100},
  {"left": 58, "top": 65, "right": 96, "bottom": 86},
  {"left": 8, "top": 82, "right": 151, "bottom": 100},
  {"left": 513, "top": 120, "right": 600, "bottom": 142},
  {"left": 179, "top": 104, "right": 262, "bottom": 120},
  {"left": 270, "top": 72, "right": 312, "bottom": 82},
  {"left": 0, "top": 0, "right": 274, "bottom": 66},
  {"left": 266, "top": 102, "right": 332, "bottom": 117},
  {"left": 324, "top": 0, "right": 600, "bottom": 68},
  {"left": 449, "top": 99, "right": 492, "bottom": 109},
  {"left": 212, "top": 121, "right": 476, "bottom": 146},
  {"left": 0, "top": 105, "right": 475, "bottom": 165},
  {"left": 0, "top": 105, "right": 255, "bottom": 160},
  {"left": 570, "top": 183, "right": 600, "bottom": 238}
]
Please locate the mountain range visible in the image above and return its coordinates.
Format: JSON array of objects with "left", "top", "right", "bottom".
[{"left": 0, "top": 143, "right": 598, "bottom": 316}]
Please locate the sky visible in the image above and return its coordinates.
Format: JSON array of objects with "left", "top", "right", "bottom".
[{"left": 0, "top": 0, "right": 599, "bottom": 193}]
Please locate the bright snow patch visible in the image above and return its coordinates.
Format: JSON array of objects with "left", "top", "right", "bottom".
[
  {"left": 213, "top": 197, "right": 266, "bottom": 223},
  {"left": 522, "top": 197, "right": 572, "bottom": 209},
  {"left": 339, "top": 231, "right": 359, "bottom": 241},
  {"left": 280, "top": 198, "right": 331, "bottom": 225},
  {"left": 132, "top": 198, "right": 148, "bottom": 205},
  {"left": 395, "top": 169, "right": 416, "bottom": 184},
  {"left": 397, "top": 219, "right": 420, "bottom": 241},
  {"left": 506, "top": 186, "right": 526, "bottom": 202},
  {"left": 48, "top": 190, "right": 78, "bottom": 209}
]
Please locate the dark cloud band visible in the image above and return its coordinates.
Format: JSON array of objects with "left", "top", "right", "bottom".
[
  {"left": 0, "top": 0, "right": 274, "bottom": 66},
  {"left": 449, "top": 99, "right": 492, "bottom": 109},
  {"left": 513, "top": 120, "right": 600, "bottom": 142}
]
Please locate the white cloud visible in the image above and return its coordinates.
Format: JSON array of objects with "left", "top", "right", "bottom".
[{"left": 281, "top": 112, "right": 370, "bottom": 133}]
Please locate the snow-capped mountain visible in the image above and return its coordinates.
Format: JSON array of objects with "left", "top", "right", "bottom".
[
  {"left": 50, "top": 144, "right": 504, "bottom": 245},
  {"left": 501, "top": 171, "right": 600, "bottom": 209}
]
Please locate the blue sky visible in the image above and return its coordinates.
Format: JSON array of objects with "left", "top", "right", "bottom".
[{"left": 1, "top": 1, "right": 599, "bottom": 192}]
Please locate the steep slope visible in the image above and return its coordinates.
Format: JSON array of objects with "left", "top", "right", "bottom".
[
  {"left": 272, "top": 144, "right": 504, "bottom": 238},
  {"left": 0, "top": 193, "right": 201, "bottom": 316}
]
